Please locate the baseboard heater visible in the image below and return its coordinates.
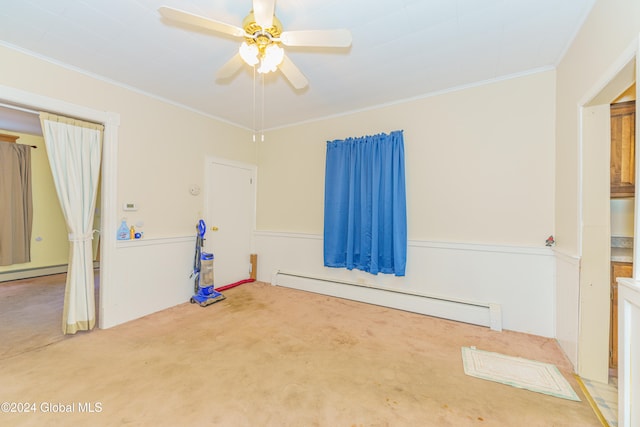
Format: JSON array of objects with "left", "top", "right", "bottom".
[
  {"left": 272, "top": 270, "right": 502, "bottom": 331},
  {"left": 0, "top": 262, "right": 99, "bottom": 283},
  {"left": 0, "top": 264, "right": 68, "bottom": 282}
]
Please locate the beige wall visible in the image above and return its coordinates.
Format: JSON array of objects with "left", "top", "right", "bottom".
[
  {"left": 0, "top": 130, "right": 69, "bottom": 273},
  {"left": 258, "top": 71, "right": 556, "bottom": 247},
  {"left": 0, "top": 44, "right": 256, "bottom": 239}
]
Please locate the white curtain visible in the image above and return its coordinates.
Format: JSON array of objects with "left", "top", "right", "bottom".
[{"left": 40, "top": 113, "right": 103, "bottom": 335}]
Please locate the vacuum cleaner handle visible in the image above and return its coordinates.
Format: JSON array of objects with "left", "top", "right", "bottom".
[{"left": 198, "top": 219, "right": 206, "bottom": 240}]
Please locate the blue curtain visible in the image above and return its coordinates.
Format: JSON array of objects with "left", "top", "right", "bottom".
[{"left": 324, "top": 130, "right": 407, "bottom": 276}]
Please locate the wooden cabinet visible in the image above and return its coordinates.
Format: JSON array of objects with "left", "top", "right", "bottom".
[
  {"left": 610, "top": 101, "right": 636, "bottom": 198},
  {"left": 610, "top": 262, "right": 633, "bottom": 369}
]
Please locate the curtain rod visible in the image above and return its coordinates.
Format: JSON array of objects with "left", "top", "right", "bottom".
[
  {"left": 0, "top": 102, "right": 39, "bottom": 115},
  {"left": 0, "top": 140, "right": 37, "bottom": 149}
]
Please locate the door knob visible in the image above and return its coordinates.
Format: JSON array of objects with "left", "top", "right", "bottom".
[{"left": 211, "top": 226, "right": 219, "bottom": 231}]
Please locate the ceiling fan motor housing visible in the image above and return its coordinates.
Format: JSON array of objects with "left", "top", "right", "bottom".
[{"left": 242, "top": 11, "right": 282, "bottom": 53}]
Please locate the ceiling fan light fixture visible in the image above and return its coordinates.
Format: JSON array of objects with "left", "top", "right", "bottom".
[
  {"left": 239, "top": 41, "right": 259, "bottom": 66},
  {"left": 257, "top": 43, "right": 284, "bottom": 74},
  {"left": 158, "top": 2, "right": 342, "bottom": 90}
]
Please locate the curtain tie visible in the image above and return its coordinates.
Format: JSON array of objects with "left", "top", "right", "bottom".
[{"left": 68, "top": 232, "right": 94, "bottom": 242}]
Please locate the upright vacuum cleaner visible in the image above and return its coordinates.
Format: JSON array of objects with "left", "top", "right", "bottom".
[{"left": 190, "top": 219, "right": 225, "bottom": 307}]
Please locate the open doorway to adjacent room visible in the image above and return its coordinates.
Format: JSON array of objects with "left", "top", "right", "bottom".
[{"left": 0, "top": 92, "right": 117, "bottom": 352}]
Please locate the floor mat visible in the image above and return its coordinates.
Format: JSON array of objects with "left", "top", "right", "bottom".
[{"left": 461, "top": 346, "right": 580, "bottom": 401}]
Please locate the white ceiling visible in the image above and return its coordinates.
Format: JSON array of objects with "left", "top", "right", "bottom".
[{"left": 0, "top": 0, "right": 596, "bottom": 132}]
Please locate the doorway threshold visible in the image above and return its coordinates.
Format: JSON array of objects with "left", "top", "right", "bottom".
[{"left": 576, "top": 374, "right": 618, "bottom": 427}]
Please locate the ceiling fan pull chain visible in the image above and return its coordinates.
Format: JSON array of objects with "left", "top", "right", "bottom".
[
  {"left": 261, "top": 72, "right": 265, "bottom": 142},
  {"left": 252, "top": 65, "right": 257, "bottom": 142}
]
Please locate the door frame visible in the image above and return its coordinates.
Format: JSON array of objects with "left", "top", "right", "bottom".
[
  {"left": 577, "top": 35, "right": 638, "bottom": 381},
  {"left": 0, "top": 84, "right": 120, "bottom": 330}
]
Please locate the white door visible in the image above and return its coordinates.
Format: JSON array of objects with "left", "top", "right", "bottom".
[{"left": 205, "top": 159, "right": 255, "bottom": 287}]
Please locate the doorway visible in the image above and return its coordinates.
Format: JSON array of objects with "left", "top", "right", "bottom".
[
  {"left": 609, "top": 86, "right": 636, "bottom": 379},
  {"left": 0, "top": 84, "right": 119, "bottom": 331},
  {"left": 579, "top": 54, "right": 636, "bottom": 384},
  {"left": 0, "top": 121, "right": 101, "bottom": 346}
]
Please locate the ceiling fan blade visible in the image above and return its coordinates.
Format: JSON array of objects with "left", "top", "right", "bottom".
[
  {"left": 278, "top": 55, "right": 308, "bottom": 90},
  {"left": 159, "top": 6, "right": 246, "bottom": 38},
  {"left": 252, "top": 0, "right": 275, "bottom": 29},
  {"left": 279, "top": 29, "right": 352, "bottom": 47},
  {"left": 216, "top": 53, "right": 245, "bottom": 79}
]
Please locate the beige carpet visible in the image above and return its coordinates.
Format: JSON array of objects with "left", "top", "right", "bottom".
[
  {"left": 0, "top": 278, "right": 600, "bottom": 426},
  {"left": 0, "top": 274, "right": 69, "bottom": 358}
]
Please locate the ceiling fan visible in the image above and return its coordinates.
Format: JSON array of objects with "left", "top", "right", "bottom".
[{"left": 158, "top": 0, "right": 352, "bottom": 90}]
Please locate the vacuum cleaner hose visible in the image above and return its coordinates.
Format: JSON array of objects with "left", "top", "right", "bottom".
[{"left": 217, "top": 278, "right": 255, "bottom": 292}]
